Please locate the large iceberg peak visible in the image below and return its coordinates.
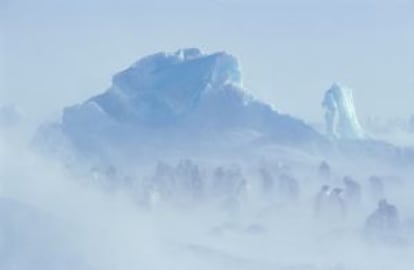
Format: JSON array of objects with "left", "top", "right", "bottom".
[
  {"left": 44, "top": 48, "right": 321, "bottom": 161},
  {"left": 86, "top": 48, "right": 243, "bottom": 124},
  {"left": 112, "top": 48, "right": 241, "bottom": 97},
  {"left": 322, "top": 82, "right": 365, "bottom": 140}
]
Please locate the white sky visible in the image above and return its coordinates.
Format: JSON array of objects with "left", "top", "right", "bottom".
[{"left": 1, "top": 0, "right": 414, "bottom": 124}]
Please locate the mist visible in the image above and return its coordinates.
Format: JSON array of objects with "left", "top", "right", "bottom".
[
  {"left": 1, "top": 113, "right": 414, "bottom": 270},
  {"left": 2, "top": 1, "right": 414, "bottom": 269}
]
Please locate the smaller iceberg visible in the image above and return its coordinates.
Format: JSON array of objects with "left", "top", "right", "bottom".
[{"left": 322, "top": 83, "right": 365, "bottom": 139}]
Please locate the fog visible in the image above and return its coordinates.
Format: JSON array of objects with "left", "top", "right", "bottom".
[
  {"left": 2, "top": 1, "right": 414, "bottom": 268},
  {"left": 1, "top": 117, "right": 414, "bottom": 270}
]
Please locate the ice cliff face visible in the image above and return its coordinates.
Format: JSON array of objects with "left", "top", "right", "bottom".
[
  {"left": 47, "top": 48, "right": 320, "bottom": 158},
  {"left": 322, "top": 83, "right": 365, "bottom": 140},
  {"left": 82, "top": 48, "right": 242, "bottom": 124}
]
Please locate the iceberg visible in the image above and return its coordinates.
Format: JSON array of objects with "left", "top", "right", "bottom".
[
  {"left": 46, "top": 48, "right": 320, "bottom": 159},
  {"left": 322, "top": 83, "right": 365, "bottom": 139}
]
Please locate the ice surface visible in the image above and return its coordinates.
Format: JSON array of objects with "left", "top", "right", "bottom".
[
  {"left": 95, "top": 48, "right": 242, "bottom": 122},
  {"left": 322, "top": 83, "right": 365, "bottom": 139}
]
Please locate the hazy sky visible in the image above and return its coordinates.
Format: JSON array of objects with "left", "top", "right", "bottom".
[{"left": 1, "top": 0, "right": 414, "bottom": 124}]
